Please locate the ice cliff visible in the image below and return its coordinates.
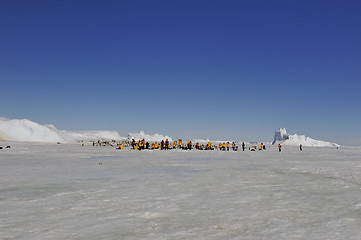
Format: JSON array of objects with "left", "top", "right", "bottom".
[{"left": 272, "top": 128, "right": 339, "bottom": 147}]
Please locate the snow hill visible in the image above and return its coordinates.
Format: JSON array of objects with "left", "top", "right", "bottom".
[
  {"left": 0, "top": 117, "right": 124, "bottom": 143},
  {"left": 66, "top": 131, "right": 126, "bottom": 142},
  {"left": 272, "top": 128, "right": 340, "bottom": 147},
  {"left": 128, "top": 130, "right": 173, "bottom": 142}
]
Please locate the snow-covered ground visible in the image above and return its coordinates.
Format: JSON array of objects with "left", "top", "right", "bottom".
[{"left": 1, "top": 141, "right": 361, "bottom": 240}]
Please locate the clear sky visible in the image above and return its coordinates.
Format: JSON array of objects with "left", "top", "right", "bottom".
[{"left": 1, "top": 0, "right": 360, "bottom": 145}]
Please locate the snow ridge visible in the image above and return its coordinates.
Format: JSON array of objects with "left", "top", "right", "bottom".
[
  {"left": 0, "top": 117, "right": 125, "bottom": 143},
  {"left": 128, "top": 130, "right": 173, "bottom": 142},
  {"left": 0, "top": 117, "right": 75, "bottom": 143}
]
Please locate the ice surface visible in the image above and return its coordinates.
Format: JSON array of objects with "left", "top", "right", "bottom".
[{"left": 1, "top": 141, "right": 361, "bottom": 239}]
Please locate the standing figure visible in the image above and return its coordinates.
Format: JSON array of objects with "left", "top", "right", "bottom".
[
  {"left": 242, "top": 142, "right": 245, "bottom": 151},
  {"left": 300, "top": 144, "right": 303, "bottom": 151},
  {"left": 161, "top": 140, "right": 164, "bottom": 150},
  {"left": 165, "top": 139, "right": 169, "bottom": 150},
  {"left": 187, "top": 140, "right": 192, "bottom": 150},
  {"left": 278, "top": 144, "right": 282, "bottom": 152}
]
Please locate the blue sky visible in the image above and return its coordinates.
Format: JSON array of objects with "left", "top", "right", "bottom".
[{"left": 1, "top": 0, "right": 360, "bottom": 145}]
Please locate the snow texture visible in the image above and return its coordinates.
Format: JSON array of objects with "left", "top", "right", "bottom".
[
  {"left": 273, "top": 128, "right": 340, "bottom": 147},
  {"left": 1, "top": 141, "right": 360, "bottom": 240}
]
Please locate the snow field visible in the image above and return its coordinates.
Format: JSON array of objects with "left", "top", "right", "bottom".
[{"left": 1, "top": 142, "right": 361, "bottom": 239}]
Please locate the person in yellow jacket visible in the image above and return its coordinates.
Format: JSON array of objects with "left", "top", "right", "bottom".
[
  {"left": 222, "top": 142, "right": 226, "bottom": 151},
  {"left": 226, "top": 142, "right": 230, "bottom": 151},
  {"left": 173, "top": 141, "right": 177, "bottom": 149},
  {"left": 187, "top": 140, "right": 192, "bottom": 150},
  {"left": 219, "top": 143, "right": 223, "bottom": 150},
  {"left": 179, "top": 140, "right": 183, "bottom": 149},
  {"left": 278, "top": 144, "right": 282, "bottom": 152},
  {"left": 117, "top": 144, "right": 124, "bottom": 150}
]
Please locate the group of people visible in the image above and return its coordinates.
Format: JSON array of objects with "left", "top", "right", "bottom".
[
  {"left": 128, "top": 139, "right": 211, "bottom": 151},
  {"left": 277, "top": 144, "right": 303, "bottom": 152},
  {"left": 96, "top": 139, "right": 304, "bottom": 152},
  {"left": 121, "top": 139, "right": 253, "bottom": 152}
]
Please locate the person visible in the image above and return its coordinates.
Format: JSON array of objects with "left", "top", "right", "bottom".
[
  {"left": 260, "top": 143, "right": 264, "bottom": 150},
  {"left": 232, "top": 142, "right": 235, "bottom": 151},
  {"left": 117, "top": 144, "right": 123, "bottom": 150},
  {"left": 161, "top": 140, "right": 164, "bottom": 150},
  {"left": 188, "top": 140, "right": 192, "bottom": 150},
  {"left": 242, "top": 142, "right": 245, "bottom": 151},
  {"left": 173, "top": 141, "right": 177, "bottom": 149},
  {"left": 278, "top": 144, "right": 282, "bottom": 152},
  {"left": 138, "top": 140, "right": 143, "bottom": 150},
  {"left": 219, "top": 142, "right": 222, "bottom": 150},
  {"left": 300, "top": 144, "right": 303, "bottom": 151},
  {"left": 222, "top": 142, "right": 226, "bottom": 151},
  {"left": 146, "top": 141, "right": 150, "bottom": 149},
  {"left": 165, "top": 139, "right": 169, "bottom": 150},
  {"left": 207, "top": 141, "right": 213, "bottom": 150},
  {"left": 179, "top": 139, "right": 183, "bottom": 149},
  {"left": 226, "top": 142, "right": 230, "bottom": 151}
]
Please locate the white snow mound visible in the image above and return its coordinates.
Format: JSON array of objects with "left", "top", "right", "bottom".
[
  {"left": 272, "top": 128, "right": 340, "bottom": 147},
  {"left": 0, "top": 117, "right": 74, "bottom": 143},
  {"left": 0, "top": 117, "right": 126, "bottom": 143},
  {"left": 128, "top": 130, "right": 172, "bottom": 142}
]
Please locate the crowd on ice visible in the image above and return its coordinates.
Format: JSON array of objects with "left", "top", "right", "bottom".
[{"left": 82, "top": 139, "right": 304, "bottom": 152}]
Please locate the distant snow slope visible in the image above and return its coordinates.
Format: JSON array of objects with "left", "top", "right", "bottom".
[
  {"left": 0, "top": 117, "right": 125, "bottom": 143},
  {"left": 65, "top": 131, "right": 126, "bottom": 141},
  {"left": 0, "top": 117, "right": 74, "bottom": 143},
  {"left": 128, "top": 130, "right": 173, "bottom": 142},
  {"left": 272, "top": 128, "right": 340, "bottom": 147}
]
